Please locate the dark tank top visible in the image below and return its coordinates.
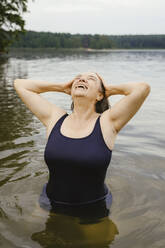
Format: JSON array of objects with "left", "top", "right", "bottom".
[{"left": 44, "top": 113, "right": 112, "bottom": 206}]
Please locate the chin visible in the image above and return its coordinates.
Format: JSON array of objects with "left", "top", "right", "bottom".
[{"left": 73, "top": 91, "right": 87, "bottom": 96}]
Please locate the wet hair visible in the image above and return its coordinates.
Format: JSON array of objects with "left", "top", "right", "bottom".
[{"left": 70, "top": 73, "right": 111, "bottom": 113}]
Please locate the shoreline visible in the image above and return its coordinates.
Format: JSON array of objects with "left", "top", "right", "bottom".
[
  {"left": 9, "top": 47, "right": 165, "bottom": 51},
  {"left": 1, "top": 47, "right": 165, "bottom": 59}
]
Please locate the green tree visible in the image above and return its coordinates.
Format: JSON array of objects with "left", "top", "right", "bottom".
[{"left": 0, "top": 0, "right": 30, "bottom": 53}]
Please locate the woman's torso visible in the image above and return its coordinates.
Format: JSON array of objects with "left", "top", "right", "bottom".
[{"left": 44, "top": 111, "right": 115, "bottom": 204}]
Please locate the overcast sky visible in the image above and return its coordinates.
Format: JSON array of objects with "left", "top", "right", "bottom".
[{"left": 23, "top": 0, "right": 165, "bottom": 35}]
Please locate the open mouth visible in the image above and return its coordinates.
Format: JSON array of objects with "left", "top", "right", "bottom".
[{"left": 75, "top": 84, "right": 88, "bottom": 90}]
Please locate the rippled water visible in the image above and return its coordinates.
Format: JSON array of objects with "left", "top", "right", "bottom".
[{"left": 0, "top": 48, "right": 165, "bottom": 248}]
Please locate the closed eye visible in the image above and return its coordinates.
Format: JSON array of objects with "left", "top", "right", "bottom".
[
  {"left": 74, "top": 77, "right": 81, "bottom": 82},
  {"left": 74, "top": 75, "right": 97, "bottom": 82},
  {"left": 75, "top": 74, "right": 82, "bottom": 80},
  {"left": 87, "top": 76, "right": 97, "bottom": 81}
]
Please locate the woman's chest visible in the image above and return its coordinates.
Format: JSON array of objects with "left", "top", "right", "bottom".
[
  {"left": 45, "top": 137, "right": 111, "bottom": 170},
  {"left": 46, "top": 115, "right": 117, "bottom": 151}
]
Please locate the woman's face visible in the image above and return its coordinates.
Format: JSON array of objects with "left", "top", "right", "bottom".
[{"left": 71, "top": 72, "right": 103, "bottom": 101}]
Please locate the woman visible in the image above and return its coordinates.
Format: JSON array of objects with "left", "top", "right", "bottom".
[{"left": 14, "top": 72, "right": 150, "bottom": 218}]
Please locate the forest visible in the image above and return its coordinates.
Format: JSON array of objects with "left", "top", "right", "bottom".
[{"left": 11, "top": 31, "right": 165, "bottom": 49}]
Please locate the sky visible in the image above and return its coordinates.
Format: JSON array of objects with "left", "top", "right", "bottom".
[{"left": 23, "top": 0, "right": 165, "bottom": 35}]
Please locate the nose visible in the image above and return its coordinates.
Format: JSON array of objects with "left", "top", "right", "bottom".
[{"left": 79, "top": 78, "right": 85, "bottom": 82}]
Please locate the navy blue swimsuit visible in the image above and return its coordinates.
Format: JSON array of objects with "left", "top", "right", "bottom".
[{"left": 39, "top": 113, "right": 113, "bottom": 216}]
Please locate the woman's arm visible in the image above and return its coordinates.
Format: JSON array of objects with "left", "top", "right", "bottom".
[
  {"left": 103, "top": 82, "right": 151, "bottom": 133},
  {"left": 105, "top": 82, "right": 145, "bottom": 97},
  {"left": 14, "top": 79, "right": 73, "bottom": 127},
  {"left": 14, "top": 79, "right": 67, "bottom": 93}
]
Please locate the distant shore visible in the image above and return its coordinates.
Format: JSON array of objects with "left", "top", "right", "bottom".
[
  {"left": 8, "top": 47, "right": 165, "bottom": 52},
  {"left": 1, "top": 47, "right": 165, "bottom": 59}
]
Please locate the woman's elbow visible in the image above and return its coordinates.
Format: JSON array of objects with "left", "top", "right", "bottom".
[
  {"left": 14, "top": 78, "right": 23, "bottom": 84},
  {"left": 14, "top": 79, "right": 26, "bottom": 89},
  {"left": 139, "top": 82, "right": 151, "bottom": 96}
]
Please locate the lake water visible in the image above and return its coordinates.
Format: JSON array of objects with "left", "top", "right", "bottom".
[{"left": 0, "top": 48, "right": 165, "bottom": 248}]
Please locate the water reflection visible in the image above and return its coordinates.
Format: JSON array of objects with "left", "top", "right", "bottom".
[
  {"left": 31, "top": 211, "right": 119, "bottom": 248},
  {"left": 0, "top": 57, "right": 35, "bottom": 187},
  {"left": 9, "top": 48, "right": 96, "bottom": 60},
  {"left": 0, "top": 57, "right": 33, "bottom": 142},
  {"left": 32, "top": 185, "right": 119, "bottom": 248},
  {"left": 8, "top": 48, "right": 165, "bottom": 62}
]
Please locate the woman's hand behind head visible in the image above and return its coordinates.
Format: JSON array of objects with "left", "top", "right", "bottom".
[{"left": 62, "top": 79, "right": 75, "bottom": 95}]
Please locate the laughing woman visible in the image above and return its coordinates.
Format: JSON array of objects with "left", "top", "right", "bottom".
[{"left": 14, "top": 72, "right": 150, "bottom": 218}]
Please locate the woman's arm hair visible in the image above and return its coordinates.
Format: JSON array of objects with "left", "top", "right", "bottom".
[
  {"left": 14, "top": 79, "right": 67, "bottom": 127},
  {"left": 104, "top": 82, "right": 151, "bottom": 133}
]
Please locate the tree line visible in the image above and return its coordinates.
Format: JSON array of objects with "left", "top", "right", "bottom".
[
  {"left": 0, "top": 0, "right": 28, "bottom": 53},
  {"left": 1, "top": 0, "right": 165, "bottom": 53},
  {"left": 10, "top": 31, "right": 165, "bottom": 49}
]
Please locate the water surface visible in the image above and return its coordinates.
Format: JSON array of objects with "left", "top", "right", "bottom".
[{"left": 0, "top": 48, "right": 165, "bottom": 248}]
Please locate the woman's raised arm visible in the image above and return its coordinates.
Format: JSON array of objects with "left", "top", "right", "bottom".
[
  {"left": 13, "top": 79, "right": 73, "bottom": 127},
  {"left": 103, "top": 82, "right": 151, "bottom": 133}
]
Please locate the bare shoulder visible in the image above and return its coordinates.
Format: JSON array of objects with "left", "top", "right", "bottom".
[
  {"left": 45, "top": 108, "right": 67, "bottom": 140},
  {"left": 99, "top": 110, "right": 118, "bottom": 151}
]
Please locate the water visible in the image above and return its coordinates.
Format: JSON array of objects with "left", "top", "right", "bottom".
[{"left": 0, "top": 48, "right": 165, "bottom": 247}]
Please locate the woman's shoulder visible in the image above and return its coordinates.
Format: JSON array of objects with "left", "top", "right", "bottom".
[{"left": 45, "top": 109, "right": 68, "bottom": 140}]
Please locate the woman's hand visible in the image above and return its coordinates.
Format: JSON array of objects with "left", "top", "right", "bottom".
[
  {"left": 102, "top": 81, "right": 112, "bottom": 98},
  {"left": 62, "top": 79, "right": 75, "bottom": 95},
  {"left": 96, "top": 73, "right": 112, "bottom": 98},
  {"left": 104, "top": 84, "right": 114, "bottom": 98}
]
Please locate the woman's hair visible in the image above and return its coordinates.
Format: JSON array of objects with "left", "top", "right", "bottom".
[{"left": 70, "top": 73, "right": 111, "bottom": 113}]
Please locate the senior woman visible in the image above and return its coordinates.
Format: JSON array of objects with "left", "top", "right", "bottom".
[{"left": 14, "top": 72, "right": 150, "bottom": 218}]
